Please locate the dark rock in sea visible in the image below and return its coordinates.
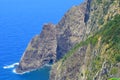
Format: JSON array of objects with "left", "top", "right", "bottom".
[
  {"left": 16, "top": 23, "right": 57, "bottom": 73},
  {"left": 16, "top": 1, "right": 87, "bottom": 73}
]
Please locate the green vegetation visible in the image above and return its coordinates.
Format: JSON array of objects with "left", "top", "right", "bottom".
[
  {"left": 109, "top": 78, "right": 120, "bottom": 80},
  {"left": 115, "top": 54, "right": 120, "bottom": 62},
  {"left": 61, "top": 41, "right": 84, "bottom": 62},
  {"left": 98, "top": 17, "right": 104, "bottom": 25},
  {"left": 60, "top": 14, "right": 120, "bottom": 79},
  {"left": 100, "top": 14, "right": 120, "bottom": 43},
  {"left": 103, "top": 1, "right": 113, "bottom": 15},
  {"left": 100, "top": 14, "right": 120, "bottom": 63},
  {"left": 62, "top": 14, "right": 120, "bottom": 63},
  {"left": 110, "top": 67, "right": 118, "bottom": 75},
  {"left": 61, "top": 34, "right": 98, "bottom": 62},
  {"left": 91, "top": 14, "right": 120, "bottom": 77},
  {"left": 96, "top": 0, "right": 102, "bottom": 4}
]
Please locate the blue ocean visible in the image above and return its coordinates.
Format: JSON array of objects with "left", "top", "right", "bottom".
[{"left": 0, "top": 0, "right": 83, "bottom": 80}]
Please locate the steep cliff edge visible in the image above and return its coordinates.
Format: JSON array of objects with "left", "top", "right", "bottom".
[
  {"left": 56, "top": 2, "right": 88, "bottom": 59},
  {"left": 16, "top": 0, "right": 88, "bottom": 73},
  {"left": 16, "top": 24, "right": 57, "bottom": 73},
  {"left": 50, "top": 15, "right": 120, "bottom": 80},
  {"left": 16, "top": 0, "right": 120, "bottom": 79},
  {"left": 50, "top": 0, "right": 120, "bottom": 80}
]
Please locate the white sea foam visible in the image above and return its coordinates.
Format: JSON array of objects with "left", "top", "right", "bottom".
[
  {"left": 3, "top": 63, "right": 19, "bottom": 69},
  {"left": 4, "top": 63, "right": 52, "bottom": 75},
  {"left": 44, "top": 64, "right": 52, "bottom": 67},
  {"left": 12, "top": 68, "right": 31, "bottom": 75},
  {"left": 13, "top": 64, "right": 52, "bottom": 75}
]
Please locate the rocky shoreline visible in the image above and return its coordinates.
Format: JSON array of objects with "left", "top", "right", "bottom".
[{"left": 16, "top": 0, "right": 120, "bottom": 79}]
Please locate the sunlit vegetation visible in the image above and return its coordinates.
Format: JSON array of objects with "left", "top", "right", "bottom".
[{"left": 61, "top": 14, "right": 120, "bottom": 78}]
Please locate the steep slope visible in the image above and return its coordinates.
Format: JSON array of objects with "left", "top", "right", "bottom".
[
  {"left": 16, "top": 0, "right": 89, "bottom": 73},
  {"left": 50, "top": 15, "right": 120, "bottom": 80},
  {"left": 16, "top": 0, "right": 120, "bottom": 79},
  {"left": 56, "top": 1, "right": 88, "bottom": 60},
  {"left": 16, "top": 24, "right": 57, "bottom": 73},
  {"left": 50, "top": 0, "right": 120, "bottom": 80}
]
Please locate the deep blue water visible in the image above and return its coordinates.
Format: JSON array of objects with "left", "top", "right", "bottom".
[{"left": 0, "top": 0, "right": 83, "bottom": 80}]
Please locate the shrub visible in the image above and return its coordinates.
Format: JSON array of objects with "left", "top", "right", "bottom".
[
  {"left": 110, "top": 67, "right": 118, "bottom": 75},
  {"left": 109, "top": 78, "right": 120, "bottom": 80},
  {"left": 115, "top": 54, "right": 120, "bottom": 62}
]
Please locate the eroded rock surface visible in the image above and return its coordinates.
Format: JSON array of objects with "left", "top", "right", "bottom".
[{"left": 16, "top": 24, "right": 57, "bottom": 73}]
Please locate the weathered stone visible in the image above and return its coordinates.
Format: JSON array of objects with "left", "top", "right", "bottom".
[
  {"left": 16, "top": 23, "right": 57, "bottom": 73},
  {"left": 16, "top": 0, "right": 120, "bottom": 79}
]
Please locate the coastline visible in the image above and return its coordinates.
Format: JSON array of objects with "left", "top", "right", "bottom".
[{"left": 14, "top": 64, "right": 52, "bottom": 75}]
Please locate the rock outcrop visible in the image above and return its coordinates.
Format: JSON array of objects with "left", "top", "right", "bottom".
[
  {"left": 16, "top": 1, "right": 88, "bottom": 73},
  {"left": 50, "top": 0, "right": 120, "bottom": 80},
  {"left": 16, "top": 24, "right": 57, "bottom": 73},
  {"left": 17, "top": 0, "right": 120, "bottom": 79},
  {"left": 56, "top": 3, "right": 87, "bottom": 60}
]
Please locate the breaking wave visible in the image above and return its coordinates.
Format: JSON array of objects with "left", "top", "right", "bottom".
[
  {"left": 12, "top": 68, "right": 31, "bottom": 75},
  {"left": 3, "top": 63, "right": 19, "bottom": 69},
  {"left": 13, "top": 63, "right": 52, "bottom": 75}
]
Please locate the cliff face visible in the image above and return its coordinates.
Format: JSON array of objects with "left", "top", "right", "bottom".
[
  {"left": 16, "top": 1, "right": 88, "bottom": 73},
  {"left": 50, "top": 0, "right": 120, "bottom": 80},
  {"left": 17, "top": 0, "right": 120, "bottom": 79},
  {"left": 56, "top": 3, "right": 87, "bottom": 60},
  {"left": 16, "top": 24, "right": 57, "bottom": 73},
  {"left": 50, "top": 15, "right": 120, "bottom": 80}
]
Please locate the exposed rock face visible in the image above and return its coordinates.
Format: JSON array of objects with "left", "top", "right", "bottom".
[
  {"left": 16, "top": 24, "right": 57, "bottom": 73},
  {"left": 50, "top": 0, "right": 120, "bottom": 80},
  {"left": 56, "top": 3, "right": 87, "bottom": 59},
  {"left": 16, "top": 1, "right": 88, "bottom": 73},
  {"left": 50, "top": 46, "right": 87, "bottom": 80},
  {"left": 17, "top": 0, "right": 120, "bottom": 79}
]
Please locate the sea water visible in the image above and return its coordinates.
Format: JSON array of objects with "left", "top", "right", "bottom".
[{"left": 0, "top": 0, "right": 83, "bottom": 80}]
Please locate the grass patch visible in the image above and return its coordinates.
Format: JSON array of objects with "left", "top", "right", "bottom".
[
  {"left": 109, "top": 78, "right": 120, "bottom": 80},
  {"left": 61, "top": 14, "right": 120, "bottom": 64},
  {"left": 61, "top": 35, "right": 98, "bottom": 62}
]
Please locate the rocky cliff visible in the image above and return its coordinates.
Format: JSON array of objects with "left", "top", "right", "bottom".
[
  {"left": 56, "top": 2, "right": 87, "bottom": 60},
  {"left": 16, "top": 0, "right": 120, "bottom": 79},
  {"left": 16, "top": 24, "right": 57, "bottom": 73},
  {"left": 50, "top": 0, "right": 120, "bottom": 80},
  {"left": 16, "top": 0, "right": 88, "bottom": 73}
]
